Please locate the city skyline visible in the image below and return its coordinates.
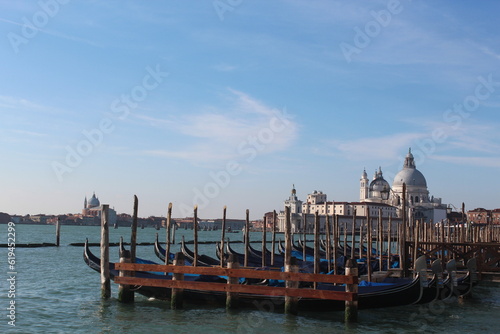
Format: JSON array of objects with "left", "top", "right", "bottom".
[{"left": 1, "top": 1, "right": 500, "bottom": 219}]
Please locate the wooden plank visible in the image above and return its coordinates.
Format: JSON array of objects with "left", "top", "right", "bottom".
[
  {"left": 114, "top": 276, "right": 357, "bottom": 301},
  {"left": 114, "top": 263, "right": 358, "bottom": 284}
]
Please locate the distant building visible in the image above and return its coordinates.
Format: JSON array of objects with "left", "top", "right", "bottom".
[
  {"left": 360, "top": 148, "right": 447, "bottom": 222},
  {"left": 467, "top": 208, "right": 500, "bottom": 225},
  {"left": 81, "top": 192, "right": 116, "bottom": 226},
  {"left": 277, "top": 148, "right": 448, "bottom": 232}
]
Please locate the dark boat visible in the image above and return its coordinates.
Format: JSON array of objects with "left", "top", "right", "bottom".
[
  {"left": 85, "top": 241, "right": 445, "bottom": 310},
  {"left": 180, "top": 236, "right": 221, "bottom": 266},
  {"left": 416, "top": 259, "right": 442, "bottom": 304},
  {"left": 153, "top": 234, "right": 177, "bottom": 264},
  {"left": 84, "top": 240, "right": 225, "bottom": 300}
]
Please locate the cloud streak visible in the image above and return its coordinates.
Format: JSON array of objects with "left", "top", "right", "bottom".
[{"left": 140, "top": 89, "right": 298, "bottom": 164}]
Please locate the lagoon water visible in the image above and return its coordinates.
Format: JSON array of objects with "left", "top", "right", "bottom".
[{"left": 1, "top": 224, "right": 498, "bottom": 333}]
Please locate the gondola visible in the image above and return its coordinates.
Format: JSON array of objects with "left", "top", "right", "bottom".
[
  {"left": 153, "top": 234, "right": 177, "bottom": 264},
  {"left": 247, "top": 242, "right": 285, "bottom": 267},
  {"left": 179, "top": 236, "right": 221, "bottom": 266},
  {"left": 416, "top": 259, "right": 442, "bottom": 304},
  {"left": 84, "top": 239, "right": 225, "bottom": 300},
  {"left": 86, "top": 240, "right": 457, "bottom": 310}
]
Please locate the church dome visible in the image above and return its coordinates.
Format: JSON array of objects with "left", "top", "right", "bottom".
[
  {"left": 88, "top": 193, "right": 100, "bottom": 208},
  {"left": 392, "top": 149, "right": 427, "bottom": 187},
  {"left": 370, "top": 177, "right": 390, "bottom": 192},
  {"left": 393, "top": 168, "right": 427, "bottom": 187},
  {"left": 368, "top": 167, "right": 390, "bottom": 200}
]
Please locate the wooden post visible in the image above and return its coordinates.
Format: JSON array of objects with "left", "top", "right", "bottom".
[
  {"left": 401, "top": 183, "right": 408, "bottom": 277},
  {"left": 378, "top": 209, "right": 383, "bottom": 273},
  {"left": 131, "top": 195, "right": 138, "bottom": 263},
  {"left": 165, "top": 202, "right": 172, "bottom": 265},
  {"left": 193, "top": 205, "right": 198, "bottom": 267},
  {"left": 413, "top": 220, "right": 420, "bottom": 272},
  {"left": 359, "top": 213, "right": 364, "bottom": 260},
  {"left": 283, "top": 210, "right": 297, "bottom": 309},
  {"left": 367, "top": 211, "right": 372, "bottom": 282},
  {"left": 314, "top": 211, "right": 320, "bottom": 287},
  {"left": 226, "top": 254, "right": 239, "bottom": 309},
  {"left": 285, "top": 257, "right": 299, "bottom": 315},
  {"left": 343, "top": 222, "right": 347, "bottom": 257},
  {"left": 284, "top": 206, "right": 292, "bottom": 267},
  {"left": 271, "top": 210, "right": 277, "bottom": 266},
  {"left": 262, "top": 215, "right": 267, "bottom": 267},
  {"left": 333, "top": 214, "right": 339, "bottom": 275},
  {"left": 220, "top": 206, "right": 227, "bottom": 267},
  {"left": 56, "top": 217, "right": 61, "bottom": 247},
  {"left": 302, "top": 213, "right": 307, "bottom": 262},
  {"left": 100, "top": 204, "right": 111, "bottom": 299},
  {"left": 244, "top": 209, "right": 249, "bottom": 267},
  {"left": 118, "top": 248, "right": 134, "bottom": 303},
  {"left": 345, "top": 258, "right": 358, "bottom": 323},
  {"left": 283, "top": 206, "right": 298, "bottom": 313},
  {"left": 172, "top": 218, "right": 176, "bottom": 244},
  {"left": 171, "top": 252, "right": 185, "bottom": 309},
  {"left": 387, "top": 215, "right": 392, "bottom": 271},
  {"left": 325, "top": 212, "right": 332, "bottom": 273},
  {"left": 351, "top": 208, "right": 357, "bottom": 260}
]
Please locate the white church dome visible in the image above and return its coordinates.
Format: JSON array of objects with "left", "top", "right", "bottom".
[
  {"left": 87, "top": 193, "right": 100, "bottom": 208},
  {"left": 392, "top": 149, "right": 427, "bottom": 187}
]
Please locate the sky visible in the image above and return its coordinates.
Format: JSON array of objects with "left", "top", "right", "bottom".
[{"left": 1, "top": 0, "right": 500, "bottom": 219}]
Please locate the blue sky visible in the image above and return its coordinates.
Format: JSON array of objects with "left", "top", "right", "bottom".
[{"left": 1, "top": 0, "right": 500, "bottom": 219}]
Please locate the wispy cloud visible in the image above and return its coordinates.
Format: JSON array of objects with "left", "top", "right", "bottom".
[
  {"left": 213, "top": 63, "right": 237, "bottom": 72},
  {"left": 325, "top": 132, "right": 425, "bottom": 161},
  {"left": 141, "top": 89, "right": 298, "bottom": 164},
  {"left": 432, "top": 155, "right": 500, "bottom": 168},
  {"left": 0, "top": 95, "right": 68, "bottom": 116}
]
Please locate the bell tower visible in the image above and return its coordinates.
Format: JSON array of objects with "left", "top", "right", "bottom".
[{"left": 360, "top": 169, "right": 369, "bottom": 201}]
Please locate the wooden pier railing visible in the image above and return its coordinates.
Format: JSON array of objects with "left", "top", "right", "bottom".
[{"left": 113, "top": 253, "right": 358, "bottom": 319}]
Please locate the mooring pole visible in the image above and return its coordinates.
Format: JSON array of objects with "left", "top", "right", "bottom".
[
  {"left": 100, "top": 204, "right": 110, "bottom": 299},
  {"left": 302, "top": 213, "right": 307, "bottom": 263},
  {"left": 131, "top": 195, "right": 138, "bottom": 263},
  {"left": 220, "top": 206, "right": 227, "bottom": 268},
  {"left": 367, "top": 211, "right": 372, "bottom": 283},
  {"left": 171, "top": 252, "right": 185, "bottom": 309},
  {"left": 314, "top": 211, "right": 320, "bottom": 288},
  {"left": 118, "top": 248, "right": 134, "bottom": 303},
  {"left": 56, "top": 217, "right": 61, "bottom": 247},
  {"left": 262, "top": 215, "right": 267, "bottom": 267},
  {"left": 345, "top": 258, "right": 358, "bottom": 323},
  {"left": 401, "top": 183, "right": 408, "bottom": 277},
  {"left": 325, "top": 212, "right": 332, "bottom": 273},
  {"left": 333, "top": 213, "right": 339, "bottom": 275},
  {"left": 284, "top": 206, "right": 299, "bottom": 314},
  {"left": 379, "top": 208, "right": 383, "bottom": 274},
  {"left": 193, "top": 205, "right": 198, "bottom": 267},
  {"left": 165, "top": 202, "right": 172, "bottom": 265},
  {"left": 271, "top": 210, "right": 277, "bottom": 266},
  {"left": 244, "top": 209, "right": 249, "bottom": 267},
  {"left": 351, "top": 208, "right": 357, "bottom": 260},
  {"left": 226, "top": 253, "right": 239, "bottom": 309}
]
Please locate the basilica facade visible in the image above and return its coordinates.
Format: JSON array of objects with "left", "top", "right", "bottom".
[{"left": 277, "top": 149, "right": 447, "bottom": 232}]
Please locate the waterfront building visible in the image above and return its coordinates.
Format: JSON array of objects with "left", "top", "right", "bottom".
[
  {"left": 277, "top": 148, "right": 447, "bottom": 232},
  {"left": 81, "top": 192, "right": 117, "bottom": 226}
]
